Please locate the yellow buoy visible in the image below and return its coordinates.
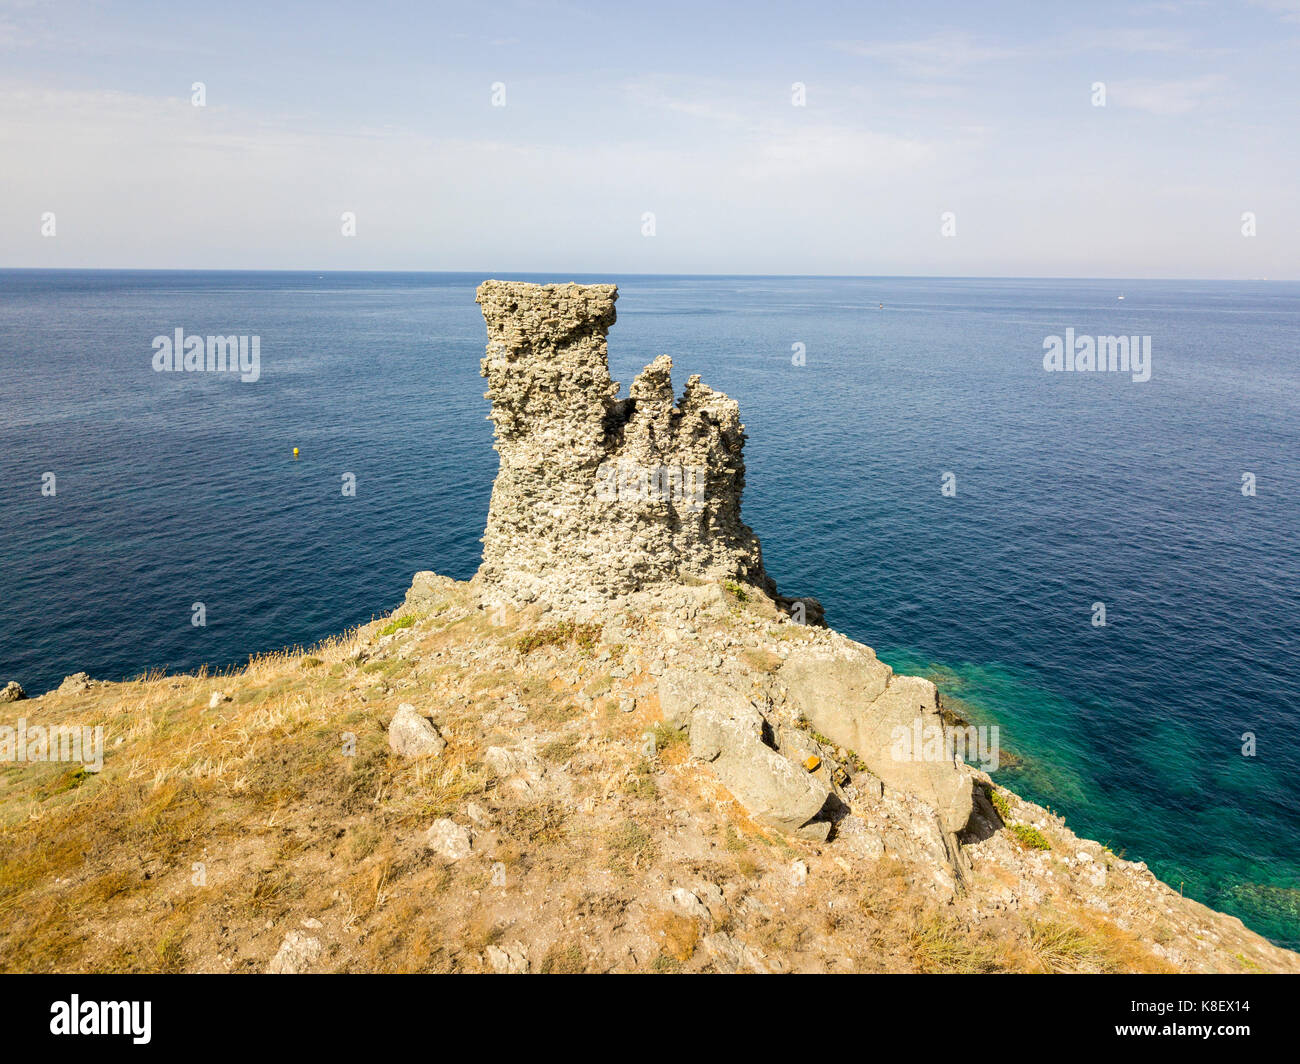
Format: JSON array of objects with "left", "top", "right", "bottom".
[{"left": 293, "top": 447, "right": 299, "bottom": 458}]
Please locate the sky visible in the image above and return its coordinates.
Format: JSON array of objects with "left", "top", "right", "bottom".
[{"left": 1, "top": 0, "right": 1298, "bottom": 277}]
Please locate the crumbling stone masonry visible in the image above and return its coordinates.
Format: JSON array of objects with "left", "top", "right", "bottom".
[{"left": 474, "top": 280, "right": 781, "bottom": 610}]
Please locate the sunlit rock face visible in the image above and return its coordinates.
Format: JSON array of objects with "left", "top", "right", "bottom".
[{"left": 474, "top": 280, "right": 771, "bottom": 609}]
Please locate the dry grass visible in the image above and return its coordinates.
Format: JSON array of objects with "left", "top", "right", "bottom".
[
  {"left": 515, "top": 621, "right": 602, "bottom": 655},
  {"left": 498, "top": 801, "right": 568, "bottom": 846},
  {"left": 605, "top": 819, "right": 656, "bottom": 876},
  {"left": 906, "top": 912, "right": 1006, "bottom": 973},
  {"left": 540, "top": 941, "right": 586, "bottom": 974},
  {"left": 0, "top": 614, "right": 439, "bottom": 972},
  {"left": 1026, "top": 916, "right": 1108, "bottom": 973},
  {"left": 647, "top": 909, "right": 699, "bottom": 963},
  {"left": 0, "top": 582, "right": 1263, "bottom": 975}
]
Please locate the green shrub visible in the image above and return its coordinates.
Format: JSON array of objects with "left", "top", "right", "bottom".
[
  {"left": 1010, "top": 824, "right": 1051, "bottom": 851},
  {"left": 722, "top": 579, "right": 749, "bottom": 603},
  {"left": 378, "top": 615, "right": 415, "bottom": 637},
  {"left": 651, "top": 723, "right": 687, "bottom": 751},
  {"left": 515, "top": 621, "right": 602, "bottom": 655},
  {"left": 990, "top": 789, "right": 1012, "bottom": 823}
]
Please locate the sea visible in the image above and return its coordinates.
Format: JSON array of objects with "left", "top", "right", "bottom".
[{"left": 2, "top": 269, "right": 1297, "bottom": 948}]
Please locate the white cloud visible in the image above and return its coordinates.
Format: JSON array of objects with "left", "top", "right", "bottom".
[
  {"left": 0, "top": 85, "right": 955, "bottom": 271},
  {"left": 0, "top": 62, "right": 1291, "bottom": 278},
  {"left": 0, "top": 16, "right": 22, "bottom": 49}
]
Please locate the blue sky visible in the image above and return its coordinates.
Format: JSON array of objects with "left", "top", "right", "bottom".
[{"left": 2, "top": 0, "right": 1298, "bottom": 276}]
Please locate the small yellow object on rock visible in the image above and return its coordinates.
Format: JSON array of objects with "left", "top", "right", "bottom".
[{"left": 804, "top": 755, "right": 821, "bottom": 772}]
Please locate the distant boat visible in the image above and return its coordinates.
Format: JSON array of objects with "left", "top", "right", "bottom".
[{"left": 1117, "top": 294, "right": 1125, "bottom": 300}]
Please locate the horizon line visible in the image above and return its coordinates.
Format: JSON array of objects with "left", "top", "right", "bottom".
[{"left": 0, "top": 267, "right": 1293, "bottom": 283}]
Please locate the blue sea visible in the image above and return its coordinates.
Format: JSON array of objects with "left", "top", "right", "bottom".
[{"left": 2, "top": 270, "right": 1298, "bottom": 948}]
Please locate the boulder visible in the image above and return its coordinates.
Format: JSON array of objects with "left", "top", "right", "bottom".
[
  {"left": 658, "top": 667, "right": 752, "bottom": 729},
  {"left": 485, "top": 942, "right": 530, "bottom": 974},
  {"left": 688, "top": 691, "right": 833, "bottom": 840},
  {"left": 666, "top": 887, "right": 713, "bottom": 927},
  {"left": 56, "top": 672, "right": 94, "bottom": 695},
  {"left": 404, "top": 570, "right": 459, "bottom": 611},
  {"left": 425, "top": 819, "right": 473, "bottom": 860},
  {"left": 779, "top": 641, "right": 975, "bottom": 834},
  {"left": 387, "top": 703, "right": 446, "bottom": 758},
  {"left": 484, "top": 745, "right": 544, "bottom": 796},
  {"left": 266, "top": 931, "right": 323, "bottom": 974},
  {"left": 0, "top": 681, "right": 26, "bottom": 703}
]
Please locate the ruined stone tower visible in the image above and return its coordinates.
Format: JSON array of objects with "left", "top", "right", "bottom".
[{"left": 474, "top": 280, "right": 773, "bottom": 610}]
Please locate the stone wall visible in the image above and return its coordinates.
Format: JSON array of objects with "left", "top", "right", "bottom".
[{"left": 474, "top": 280, "right": 774, "bottom": 609}]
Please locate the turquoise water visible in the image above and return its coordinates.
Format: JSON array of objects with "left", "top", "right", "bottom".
[
  {"left": 1, "top": 270, "right": 1297, "bottom": 947},
  {"left": 879, "top": 649, "right": 1300, "bottom": 945}
]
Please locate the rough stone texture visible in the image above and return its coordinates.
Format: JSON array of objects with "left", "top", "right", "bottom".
[
  {"left": 425, "top": 818, "right": 473, "bottom": 860},
  {"left": 56, "top": 672, "right": 95, "bottom": 696},
  {"left": 667, "top": 887, "right": 714, "bottom": 927},
  {"left": 485, "top": 942, "right": 530, "bottom": 974},
  {"left": 657, "top": 668, "right": 745, "bottom": 730},
  {"left": 474, "top": 280, "right": 771, "bottom": 610},
  {"left": 483, "top": 744, "right": 544, "bottom": 798},
  {"left": 266, "top": 931, "right": 323, "bottom": 974},
  {"left": 703, "top": 932, "right": 772, "bottom": 974},
  {"left": 0, "top": 681, "right": 26, "bottom": 703},
  {"left": 387, "top": 703, "right": 446, "bottom": 758},
  {"left": 686, "top": 679, "right": 835, "bottom": 840},
  {"left": 779, "top": 640, "right": 977, "bottom": 835},
  {"left": 463, "top": 280, "right": 974, "bottom": 844},
  {"left": 659, "top": 666, "right": 833, "bottom": 839},
  {"left": 404, "top": 570, "right": 459, "bottom": 612}
]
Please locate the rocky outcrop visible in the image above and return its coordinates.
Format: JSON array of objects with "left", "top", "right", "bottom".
[
  {"left": 56, "top": 672, "right": 95, "bottom": 696},
  {"left": 474, "top": 280, "right": 772, "bottom": 610},
  {"left": 368, "top": 279, "right": 1293, "bottom": 965},
  {"left": 778, "top": 641, "right": 977, "bottom": 835},
  {"left": 387, "top": 703, "right": 446, "bottom": 758},
  {"left": 464, "top": 280, "right": 984, "bottom": 848},
  {"left": 660, "top": 669, "right": 836, "bottom": 839},
  {"left": 466, "top": 280, "right": 982, "bottom": 847}
]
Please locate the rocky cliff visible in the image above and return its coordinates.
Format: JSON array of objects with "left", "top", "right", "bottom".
[{"left": 470, "top": 281, "right": 981, "bottom": 848}]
